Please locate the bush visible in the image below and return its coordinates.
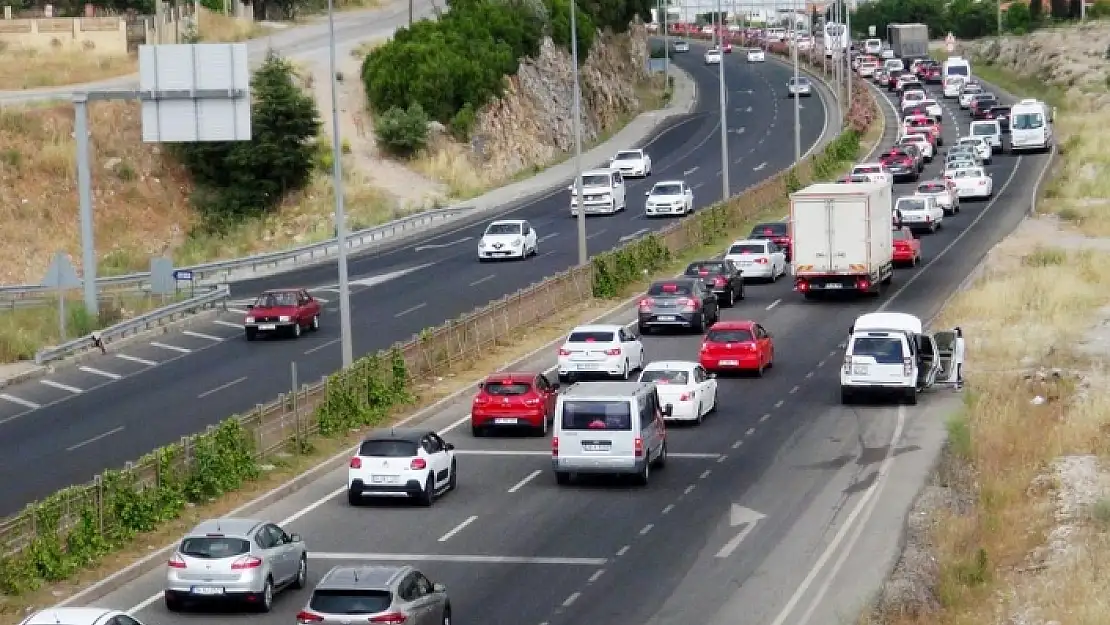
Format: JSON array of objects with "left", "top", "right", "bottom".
[
  {"left": 547, "top": 0, "right": 596, "bottom": 63},
  {"left": 174, "top": 52, "right": 320, "bottom": 228},
  {"left": 374, "top": 104, "right": 431, "bottom": 157}
]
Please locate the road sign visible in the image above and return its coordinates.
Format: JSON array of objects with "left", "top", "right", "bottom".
[
  {"left": 41, "top": 252, "right": 81, "bottom": 289},
  {"left": 173, "top": 270, "right": 194, "bottom": 281},
  {"left": 138, "top": 43, "right": 252, "bottom": 143}
]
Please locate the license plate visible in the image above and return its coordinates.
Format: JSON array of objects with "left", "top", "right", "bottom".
[
  {"left": 191, "top": 587, "right": 225, "bottom": 596},
  {"left": 258, "top": 324, "right": 276, "bottom": 330},
  {"left": 371, "top": 475, "right": 398, "bottom": 484},
  {"left": 583, "top": 444, "right": 610, "bottom": 452},
  {"left": 853, "top": 365, "right": 870, "bottom": 375},
  {"left": 720, "top": 360, "right": 739, "bottom": 366},
  {"left": 494, "top": 418, "right": 517, "bottom": 424},
  {"left": 657, "top": 315, "right": 676, "bottom": 321},
  {"left": 575, "top": 364, "right": 599, "bottom": 370},
  {"left": 823, "top": 283, "right": 843, "bottom": 289}
]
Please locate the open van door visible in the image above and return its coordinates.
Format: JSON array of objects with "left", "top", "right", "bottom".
[
  {"left": 914, "top": 334, "right": 943, "bottom": 388},
  {"left": 932, "top": 329, "right": 964, "bottom": 386}
]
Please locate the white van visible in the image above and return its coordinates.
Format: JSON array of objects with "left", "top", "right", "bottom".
[
  {"left": 942, "top": 56, "right": 971, "bottom": 82},
  {"left": 1009, "top": 98, "right": 1053, "bottom": 153},
  {"left": 552, "top": 382, "right": 669, "bottom": 485},
  {"left": 569, "top": 168, "right": 627, "bottom": 216},
  {"left": 840, "top": 312, "right": 962, "bottom": 405},
  {"left": 863, "top": 38, "right": 883, "bottom": 55}
]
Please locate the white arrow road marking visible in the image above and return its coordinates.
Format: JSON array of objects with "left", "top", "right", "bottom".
[
  {"left": 715, "top": 504, "right": 767, "bottom": 558},
  {"left": 348, "top": 263, "right": 435, "bottom": 288},
  {"left": 619, "top": 228, "right": 650, "bottom": 243},
  {"left": 414, "top": 237, "right": 473, "bottom": 252},
  {"left": 753, "top": 162, "right": 767, "bottom": 171},
  {"left": 683, "top": 166, "right": 699, "bottom": 176},
  {"left": 745, "top": 106, "right": 753, "bottom": 112}
]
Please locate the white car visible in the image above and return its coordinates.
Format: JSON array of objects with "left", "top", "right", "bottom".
[
  {"left": 610, "top": 149, "right": 652, "bottom": 178},
  {"left": 919, "top": 98, "right": 943, "bottom": 120},
  {"left": 557, "top": 324, "right": 645, "bottom": 382},
  {"left": 894, "top": 195, "right": 944, "bottom": 234},
  {"left": 863, "top": 38, "right": 882, "bottom": 55},
  {"left": 19, "top": 609, "right": 155, "bottom": 625},
  {"left": 672, "top": 40, "right": 690, "bottom": 53},
  {"left": 956, "top": 136, "right": 992, "bottom": 164},
  {"left": 787, "top": 77, "right": 812, "bottom": 97},
  {"left": 477, "top": 219, "right": 538, "bottom": 261},
  {"left": 969, "top": 120, "right": 1002, "bottom": 153},
  {"left": 746, "top": 48, "right": 765, "bottom": 62},
  {"left": 570, "top": 168, "right": 627, "bottom": 215},
  {"left": 942, "top": 76, "right": 965, "bottom": 98},
  {"left": 638, "top": 361, "right": 718, "bottom": 423},
  {"left": 851, "top": 162, "right": 893, "bottom": 186},
  {"left": 959, "top": 84, "right": 984, "bottom": 108},
  {"left": 948, "top": 166, "right": 993, "bottom": 199},
  {"left": 645, "top": 180, "right": 694, "bottom": 217},
  {"left": 347, "top": 428, "right": 457, "bottom": 505},
  {"left": 915, "top": 179, "right": 960, "bottom": 215},
  {"left": 724, "top": 239, "right": 788, "bottom": 281},
  {"left": 858, "top": 61, "right": 879, "bottom": 77},
  {"left": 900, "top": 89, "right": 926, "bottom": 109},
  {"left": 898, "top": 133, "right": 934, "bottom": 161},
  {"left": 705, "top": 47, "right": 723, "bottom": 64}
]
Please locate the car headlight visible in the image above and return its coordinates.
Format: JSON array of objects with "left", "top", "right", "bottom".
[
  {"left": 279, "top": 316, "right": 291, "bottom": 322},
  {"left": 245, "top": 316, "right": 254, "bottom": 323}
]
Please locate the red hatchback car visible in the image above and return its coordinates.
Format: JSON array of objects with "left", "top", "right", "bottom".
[
  {"left": 698, "top": 320, "right": 775, "bottom": 376},
  {"left": 892, "top": 226, "right": 922, "bottom": 267},
  {"left": 470, "top": 372, "right": 559, "bottom": 437},
  {"left": 244, "top": 288, "right": 322, "bottom": 341}
]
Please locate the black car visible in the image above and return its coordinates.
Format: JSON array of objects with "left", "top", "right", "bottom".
[
  {"left": 970, "top": 94, "right": 999, "bottom": 119},
  {"left": 748, "top": 222, "right": 792, "bottom": 260},
  {"left": 683, "top": 260, "right": 745, "bottom": 307},
  {"left": 986, "top": 105, "right": 1011, "bottom": 133},
  {"left": 637, "top": 279, "right": 720, "bottom": 334}
]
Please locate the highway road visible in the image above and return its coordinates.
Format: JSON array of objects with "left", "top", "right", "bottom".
[
  {"left": 0, "top": 48, "right": 830, "bottom": 513},
  {"left": 80, "top": 76, "right": 1052, "bottom": 625}
]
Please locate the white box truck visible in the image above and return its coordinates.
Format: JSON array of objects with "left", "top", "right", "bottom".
[{"left": 791, "top": 182, "right": 894, "bottom": 299}]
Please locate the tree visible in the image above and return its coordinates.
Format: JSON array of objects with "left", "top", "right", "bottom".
[
  {"left": 1050, "top": 0, "right": 1069, "bottom": 18},
  {"left": 174, "top": 52, "right": 321, "bottom": 228},
  {"left": 1004, "top": 1, "right": 1032, "bottom": 33}
]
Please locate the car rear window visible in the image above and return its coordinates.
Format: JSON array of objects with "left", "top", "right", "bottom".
[
  {"left": 685, "top": 262, "right": 725, "bottom": 275},
  {"left": 707, "top": 328, "right": 754, "bottom": 342},
  {"left": 892, "top": 229, "right": 910, "bottom": 240},
  {"left": 897, "top": 198, "right": 926, "bottom": 211},
  {"left": 358, "top": 439, "right": 418, "bottom": 458},
  {"left": 918, "top": 182, "right": 945, "bottom": 193},
  {"left": 255, "top": 292, "right": 297, "bottom": 307},
  {"left": 309, "top": 589, "right": 394, "bottom": 615},
  {"left": 728, "top": 244, "right": 765, "bottom": 255},
  {"left": 648, "top": 283, "right": 693, "bottom": 296},
  {"left": 850, "top": 336, "right": 906, "bottom": 364},
  {"left": 854, "top": 166, "right": 881, "bottom": 174},
  {"left": 751, "top": 223, "right": 788, "bottom": 236},
  {"left": 640, "top": 369, "right": 690, "bottom": 384},
  {"left": 484, "top": 382, "right": 531, "bottom": 396},
  {"left": 179, "top": 537, "right": 251, "bottom": 559},
  {"left": 567, "top": 331, "right": 615, "bottom": 342},
  {"left": 561, "top": 400, "right": 632, "bottom": 430}
]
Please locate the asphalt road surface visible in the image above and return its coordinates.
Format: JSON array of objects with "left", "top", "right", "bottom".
[
  {"left": 84, "top": 73, "right": 1051, "bottom": 625},
  {"left": 0, "top": 49, "right": 829, "bottom": 513}
]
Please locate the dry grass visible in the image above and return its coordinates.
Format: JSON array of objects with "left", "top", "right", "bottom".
[
  {"left": 0, "top": 48, "right": 136, "bottom": 90},
  {"left": 196, "top": 7, "right": 270, "bottom": 42}
]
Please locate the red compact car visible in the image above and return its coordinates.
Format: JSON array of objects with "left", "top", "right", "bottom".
[
  {"left": 892, "top": 226, "right": 922, "bottom": 267},
  {"left": 244, "top": 288, "right": 322, "bottom": 341},
  {"left": 470, "top": 372, "right": 559, "bottom": 437},
  {"left": 698, "top": 320, "right": 775, "bottom": 376}
]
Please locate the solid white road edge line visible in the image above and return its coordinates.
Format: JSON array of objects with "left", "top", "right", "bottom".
[
  {"left": 767, "top": 407, "right": 906, "bottom": 625},
  {"left": 437, "top": 515, "right": 479, "bottom": 543},
  {"left": 66, "top": 426, "right": 125, "bottom": 452}
]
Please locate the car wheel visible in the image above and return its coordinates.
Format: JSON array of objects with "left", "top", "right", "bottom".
[
  {"left": 292, "top": 322, "right": 302, "bottom": 339},
  {"left": 448, "top": 460, "right": 458, "bottom": 491},
  {"left": 692, "top": 313, "right": 705, "bottom": 333},
  {"left": 292, "top": 556, "right": 308, "bottom": 589},
  {"left": 164, "top": 591, "right": 183, "bottom": 612},
  {"left": 418, "top": 475, "right": 435, "bottom": 507},
  {"left": 722, "top": 290, "right": 734, "bottom": 307},
  {"left": 638, "top": 323, "right": 651, "bottom": 335},
  {"left": 245, "top": 328, "right": 257, "bottom": 342},
  {"left": 841, "top": 389, "right": 854, "bottom": 404},
  {"left": 442, "top": 606, "right": 452, "bottom": 625},
  {"left": 347, "top": 487, "right": 361, "bottom": 506},
  {"left": 471, "top": 424, "right": 484, "bottom": 438},
  {"left": 737, "top": 285, "right": 745, "bottom": 301},
  {"left": 556, "top": 471, "right": 572, "bottom": 485},
  {"left": 311, "top": 315, "right": 320, "bottom": 331},
  {"left": 653, "top": 440, "right": 668, "bottom": 468},
  {"left": 621, "top": 360, "right": 630, "bottom": 380},
  {"left": 256, "top": 578, "right": 274, "bottom": 613},
  {"left": 635, "top": 458, "right": 651, "bottom": 486},
  {"left": 903, "top": 388, "right": 919, "bottom": 405},
  {"left": 755, "top": 361, "right": 766, "bottom": 378},
  {"left": 535, "top": 413, "right": 549, "bottom": 437},
  {"left": 695, "top": 403, "right": 704, "bottom": 425}
]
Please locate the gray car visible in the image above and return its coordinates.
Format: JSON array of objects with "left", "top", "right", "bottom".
[
  {"left": 298, "top": 565, "right": 451, "bottom": 625},
  {"left": 164, "top": 518, "right": 308, "bottom": 612},
  {"left": 637, "top": 278, "right": 719, "bottom": 334}
]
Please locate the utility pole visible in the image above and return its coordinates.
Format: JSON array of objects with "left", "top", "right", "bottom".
[
  {"left": 716, "top": 0, "right": 730, "bottom": 201},
  {"left": 571, "top": 0, "right": 587, "bottom": 266},
  {"left": 327, "top": 0, "right": 354, "bottom": 368},
  {"left": 846, "top": 0, "right": 852, "bottom": 113},
  {"left": 792, "top": 0, "right": 800, "bottom": 164}
]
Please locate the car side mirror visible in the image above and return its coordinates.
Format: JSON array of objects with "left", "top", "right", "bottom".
[
  {"left": 645, "top": 190, "right": 651, "bottom": 196},
  {"left": 433, "top": 583, "right": 447, "bottom": 593},
  {"left": 445, "top": 443, "right": 455, "bottom": 451},
  {"left": 290, "top": 533, "right": 303, "bottom": 543},
  {"left": 663, "top": 404, "right": 674, "bottom": 417}
]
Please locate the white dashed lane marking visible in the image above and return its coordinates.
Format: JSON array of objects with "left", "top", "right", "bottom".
[
  {"left": 0, "top": 393, "right": 39, "bottom": 409},
  {"left": 115, "top": 353, "right": 157, "bottom": 366},
  {"left": 183, "top": 330, "right": 222, "bottom": 342},
  {"left": 41, "top": 379, "right": 83, "bottom": 394},
  {"left": 213, "top": 320, "right": 244, "bottom": 329},
  {"left": 150, "top": 342, "right": 191, "bottom": 354},
  {"left": 78, "top": 366, "right": 121, "bottom": 380}
]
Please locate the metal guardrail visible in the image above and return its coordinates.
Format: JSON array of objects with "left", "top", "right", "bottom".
[
  {"left": 1, "top": 206, "right": 477, "bottom": 302},
  {"left": 33, "top": 285, "right": 231, "bottom": 365}
]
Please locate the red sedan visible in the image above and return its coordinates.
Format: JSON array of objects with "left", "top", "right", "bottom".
[
  {"left": 698, "top": 320, "right": 775, "bottom": 376},
  {"left": 892, "top": 226, "right": 922, "bottom": 267},
  {"left": 470, "top": 372, "right": 559, "bottom": 437}
]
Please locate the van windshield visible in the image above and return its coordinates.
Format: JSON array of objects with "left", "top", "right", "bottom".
[
  {"left": 580, "top": 174, "right": 611, "bottom": 187},
  {"left": 1012, "top": 113, "right": 1044, "bottom": 130},
  {"left": 851, "top": 336, "right": 906, "bottom": 364},
  {"left": 947, "top": 65, "right": 969, "bottom": 76},
  {"left": 561, "top": 400, "right": 632, "bottom": 430}
]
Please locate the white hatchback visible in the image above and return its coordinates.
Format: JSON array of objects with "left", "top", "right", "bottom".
[
  {"left": 724, "top": 239, "right": 788, "bottom": 281},
  {"left": 956, "top": 136, "right": 992, "bottom": 164},
  {"left": 851, "top": 162, "right": 893, "bottom": 186},
  {"left": 557, "top": 324, "right": 645, "bottom": 382},
  {"left": 898, "top": 133, "right": 934, "bottom": 161},
  {"left": 638, "top": 361, "right": 718, "bottom": 423},
  {"left": 478, "top": 219, "right": 538, "bottom": 261},
  {"left": 644, "top": 180, "right": 694, "bottom": 217},
  {"left": 705, "top": 47, "right": 723, "bottom": 64},
  {"left": 943, "top": 76, "right": 965, "bottom": 98},
  {"left": 347, "top": 429, "right": 457, "bottom": 506}
]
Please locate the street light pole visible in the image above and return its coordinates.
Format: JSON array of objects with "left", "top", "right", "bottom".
[
  {"left": 792, "top": 0, "right": 800, "bottom": 164},
  {"left": 662, "top": 0, "right": 670, "bottom": 79},
  {"left": 846, "top": 0, "right": 852, "bottom": 113},
  {"left": 327, "top": 0, "right": 353, "bottom": 368},
  {"left": 572, "top": 0, "right": 587, "bottom": 266},
  {"left": 717, "top": 0, "right": 730, "bottom": 201}
]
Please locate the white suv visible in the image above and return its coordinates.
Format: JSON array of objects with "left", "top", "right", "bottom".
[
  {"left": 347, "top": 428, "right": 457, "bottom": 507},
  {"left": 557, "top": 324, "right": 645, "bottom": 383},
  {"left": 841, "top": 312, "right": 946, "bottom": 405}
]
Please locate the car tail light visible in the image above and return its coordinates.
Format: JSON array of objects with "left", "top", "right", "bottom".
[
  {"left": 605, "top": 347, "right": 621, "bottom": 356},
  {"left": 700, "top": 341, "right": 710, "bottom": 351},
  {"left": 369, "top": 613, "right": 409, "bottom": 624},
  {"left": 714, "top": 276, "right": 727, "bottom": 287},
  {"left": 168, "top": 554, "right": 187, "bottom": 569},
  {"left": 552, "top": 436, "right": 559, "bottom": 457},
  {"left": 903, "top": 357, "right": 913, "bottom": 376},
  {"left": 297, "top": 611, "right": 324, "bottom": 624},
  {"left": 231, "top": 556, "right": 263, "bottom": 570},
  {"left": 857, "top": 279, "right": 870, "bottom": 291},
  {"left": 410, "top": 458, "right": 427, "bottom": 470},
  {"left": 795, "top": 279, "right": 808, "bottom": 291},
  {"left": 634, "top": 437, "right": 644, "bottom": 457},
  {"left": 558, "top": 348, "right": 571, "bottom": 356},
  {"left": 924, "top": 215, "right": 931, "bottom": 223},
  {"left": 638, "top": 298, "right": 654, "bottom": 310},
  {"left": 349, "top": 457, "right": 362, "bottom": 469},
  {"left": 755, "top": 258, "right": 769, "bottom": 264},
  {"left": 473, "top": 394, "right": 489, "bottom": 405},
  {"left": 678, "top": 297, "right": 699, "bottom": 310}
]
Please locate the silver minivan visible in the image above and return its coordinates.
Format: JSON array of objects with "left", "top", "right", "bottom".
[{"left": 551, "top": 382, "right": 670, "bottom": 486}]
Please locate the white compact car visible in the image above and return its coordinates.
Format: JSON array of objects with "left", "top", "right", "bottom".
[
  {"left": 638, "top": 361, "right": 718, "bottom": 423},
  {"left": 942, "top": 76, "right": 964, "bottom": 98},
  {"left": 557, "top": 324, "right": 645, "bottom": 382},
  {"left": 959, "top": 84, "right": 984, "bottom": 108},
  {"left": 347, "top": 428, "right": 457, "bottom": 505},
  {"left": 956, "top": 136, "right": 992, "bottom": 164},
  {"left": 477, "top": 219, "right": 538, "bottom": 261},
  {"left": 787, "top": 77, "right": 812, "bottom": 97},
  {"left": 724, "top": 239, "right": 788, "bottom": 281},
  {"left": 610, "top": 149, "right": 652, "bottom": 178},
  {"left": 746, "top": 48, "right": 765, "bottom": 62},
  {"left": 969, "top": 120, "right": 1002, "bottom": 153},
  {"left": 919, "top": 98, "right": 943, "bottom": 120},
  {"left": 644, "top": 180, "right": 694, "bottom": 217},
  {"left": 705, "top": 47, "right": 723, "bottom": 64},
  {"left": 898, "top": 133, "right": 934, "bottom": 161},
  {"left": 895, "top": 195, "right": 944, "bottom": 234},
  {"left": 916, "top": 179, "right": 960, "bottom": 214},
  {"left": 948, "top": 166, "right": 993, "bottom": 199},
  {"left": 858, "top": 61, "right": 879, "bottom": 77},
  {"left": 851, "top": 162, "right": 893, "bottom": 186},
  {"left": 672, "top": 40, "right": 690, "bottom": 53}
]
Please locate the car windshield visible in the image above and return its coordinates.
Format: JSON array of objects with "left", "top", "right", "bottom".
[
  {"left": 897, "top": 198, "right": 926, "bottom": 211},
  {"left": 179, "top": 537, "right": 250, "bottom": 559},
  {"left": 918, "top": 182, "right": 946, "bottom": 193},
  {"left": 561, "top": 400, "right": 632, "bottom": 430},
  {"left": 358, "top": 439, "right": 418, "bottom": 457},
  {"left": 959, "top": 138, "right": 981, "bottom": 146},
  {"left": 567, "top": 331, "right": 616, "bottom": 343},
  {"left": 789, "top": 78, "right": 809, "bottom": 86},
  {"left": 1012, "top": 113, "right": 1044, "bottom": 130},
  {"left": 651, "top": 184, "right": 682, "bottom": 195},
  {"left": 972, "top": 125, "right": 995, "bottom": 135},
  {"left": 254, "top": 292, "right": 297, "bottom": 308},
  {"left": 640, "top": 369, "right": 690, "bottom": 385},
  {"left": 954, "top": 169, "right": 983, "bottom": 179},
  {"left": 483, "top": 381, "right": 531, "bottom": 395},
  {"left": 309, "top": 590, "right": 394, "bottom": 615},
  {"left": 751, "top": 223, "right": 788, "bottom": 236},
  {"left": 948, "top": 65, "right": 969, "bottom": 76},
  {"left": 962, "top": 86, "right": 982, "bottom": 95},
  {"left": 851, "top": 336, "right": 906, "bottom": 364},
  {"left": 892, "top": 229, "right": 911, "bottom": 241},
  {"left": 707, "top": 328, "right": 754, "bottom": 342},
  {"left": 580, "top": 174, "right": 610, "bottom": 187},
  {"left": 685, "top": 261, "right": 725, "bottom": 275},
  {"left": 728, "top": 244, "right": 765, "bottom": 255},
  {"left": 648, "top": 282, "right": 693, "bottom": 296},
  {"left": 485, "top": 223, "right": 521, "bottom": 235},
  {"left": 614, "top": 151, "right": 641, "bottom": 161}
]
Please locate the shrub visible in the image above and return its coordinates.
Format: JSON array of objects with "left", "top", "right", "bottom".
[
  {"left": 547, "top": 0, "right": 596, "bottom": 63},
  {"left": 374, "top": 104, "right": 431, "bottom": 157}
]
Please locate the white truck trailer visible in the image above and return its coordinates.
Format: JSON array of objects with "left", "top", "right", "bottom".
[{"left": 790, "top": 182, "right": 894, "bottom": 299}]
